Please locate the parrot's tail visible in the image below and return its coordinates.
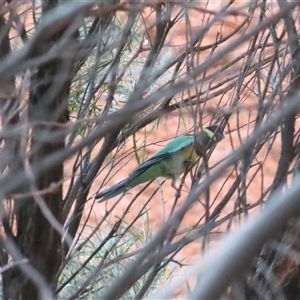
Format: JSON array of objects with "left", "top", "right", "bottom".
[{"left": 94, "top": 178, "right": 129, "bottom": 202}]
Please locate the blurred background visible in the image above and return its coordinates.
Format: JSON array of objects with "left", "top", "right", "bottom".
[{"left": 0, "top": 1, "right": 299, "bottom": 299}]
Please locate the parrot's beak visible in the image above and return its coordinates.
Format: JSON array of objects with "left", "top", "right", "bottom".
[{"left": 215, "top": 128, "right": 225, "bottom": 142}]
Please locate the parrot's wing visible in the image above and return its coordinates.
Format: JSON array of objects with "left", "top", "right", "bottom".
[
  {"left": 97, "top": 153, "right": 174, "bottom": 201},
  {"left": 150, "top": 135, "right": 195, "bottom": 158},
  {"left": 129, "top": 135, "right": 195, "bottom": 179},
  {"left": 128, "top": 153, "right": 171, "bottom": 179}
]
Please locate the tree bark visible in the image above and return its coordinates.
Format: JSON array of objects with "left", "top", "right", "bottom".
[{"left": 2, "top": 2, "right": 73, "bottom": 299}]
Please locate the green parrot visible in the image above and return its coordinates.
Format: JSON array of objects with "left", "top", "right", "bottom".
[{"left": 94, "top": 124, "right": 224, "bottom": 202}]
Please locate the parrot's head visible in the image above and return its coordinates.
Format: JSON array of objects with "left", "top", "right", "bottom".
[
  {"left": 204, "top": 125, "right": 225, "bottom": 143},
  {"left": 194, "top": 124, "right": 224, "bottom": 156}
]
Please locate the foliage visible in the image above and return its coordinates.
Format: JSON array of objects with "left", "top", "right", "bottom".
[{"left": 58, "top": 217, "right": 176, "bottom": 299}]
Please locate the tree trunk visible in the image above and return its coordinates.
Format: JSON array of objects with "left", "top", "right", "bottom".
[{"left": 1, "top": 2, "right": 73, "bottom": 298}]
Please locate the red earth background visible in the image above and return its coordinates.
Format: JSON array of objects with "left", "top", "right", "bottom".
[{"left": 71, "top": 2, "right": 281, "bottom": 262}]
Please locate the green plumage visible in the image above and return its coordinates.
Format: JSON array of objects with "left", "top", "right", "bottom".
[{"left": 94, "top": 124, "right": 224, "bottom": 201}]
